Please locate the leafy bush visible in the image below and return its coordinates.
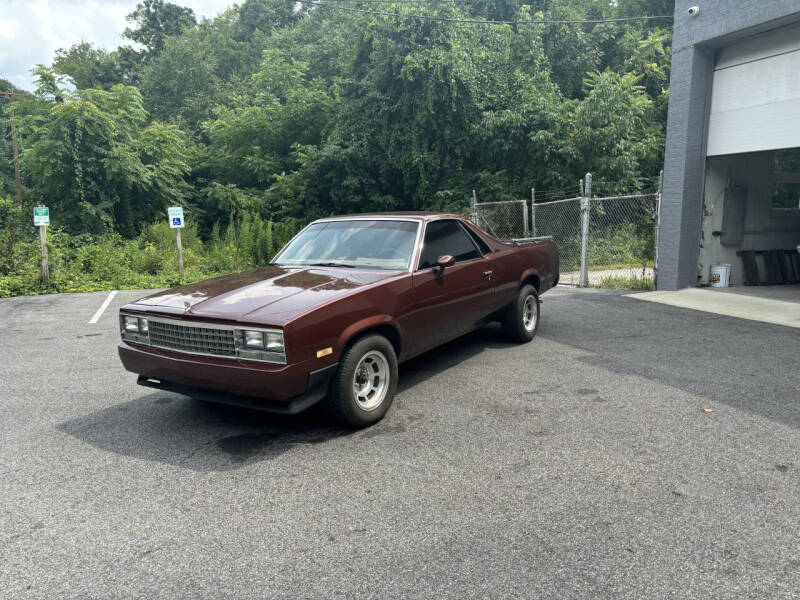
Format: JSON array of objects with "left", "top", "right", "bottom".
[
  {"left": 0, "top": 195, "right": 28, "bottom": 276},
  {"left": 598, "top": 275, "right": 655, "bottom": 291},
  {"left": 588, "top": 222, "right": 654, "bottom": 270},
  {"left": 0, "top": 213, "right": 299, "bottom": 298}
]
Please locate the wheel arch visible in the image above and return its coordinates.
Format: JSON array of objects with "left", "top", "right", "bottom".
[
  {"left": 335, "top": 316, "right": 402, "bottom": 360},
  {"left": 519, "top": 268, "right": 541, "bottom": 293}
]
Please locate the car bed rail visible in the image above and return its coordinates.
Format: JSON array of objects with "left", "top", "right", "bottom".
[{"left": 502, "top": 236, "right": 554, "bottom": 245}]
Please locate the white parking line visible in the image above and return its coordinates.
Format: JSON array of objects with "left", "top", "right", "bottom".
[{"left": 88, "top": 290, "right": 118, "bottom": 324}]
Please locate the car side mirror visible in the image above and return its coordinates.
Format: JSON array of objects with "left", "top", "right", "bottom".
[{"left": 437, "top": 255, "right": 455, "bottom": 270}]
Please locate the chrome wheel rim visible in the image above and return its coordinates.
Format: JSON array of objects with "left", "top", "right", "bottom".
[
  {"left": 352, "top": 350, "right": 390, "bottom": 411},
  {"left": 522, "top": 295, "right": 537, "bottom": 331}
]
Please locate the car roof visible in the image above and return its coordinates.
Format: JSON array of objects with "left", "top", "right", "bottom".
[{"left": 315, "top": 212, "right": 466, "bottom": 223}]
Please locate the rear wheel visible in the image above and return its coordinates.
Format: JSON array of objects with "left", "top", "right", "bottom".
[
  {"left": 502, "top": 284, "right": 539, "bottom": 343},
  {"left": 328, "top": 334, "right": 398, "bottom": 428}
]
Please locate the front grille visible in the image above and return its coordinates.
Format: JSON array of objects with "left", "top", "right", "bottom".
[{"left": 148, "top": 320, "right": 236, "bottom": 357}]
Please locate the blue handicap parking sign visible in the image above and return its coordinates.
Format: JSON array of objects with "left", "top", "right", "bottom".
[{"left": 168, "top": 206, "right": 185, "bottom": 228}]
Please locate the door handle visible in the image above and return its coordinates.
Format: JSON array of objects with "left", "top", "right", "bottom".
[{"left": 483, "top": 270, "right": 494, "bottom": 278}]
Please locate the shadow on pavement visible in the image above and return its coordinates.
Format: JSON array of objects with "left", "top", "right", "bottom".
[
  {"left": 58, "top": 397, "right": 348, "bottom": 472},
  {"left": 58, "top": 322, "right": 514, "bottom": 471},
  {"left": 399, "top": 322, "right": 512, "bottom": 392}
]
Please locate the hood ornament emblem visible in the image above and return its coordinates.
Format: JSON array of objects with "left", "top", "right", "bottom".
[{"left": 183, "top": 300, "right": 191, "bottom": 312}]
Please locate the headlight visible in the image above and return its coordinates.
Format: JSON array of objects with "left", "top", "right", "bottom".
[
  {"left": 123, "top": 315, "right": 149, "bottom": 332},
  {"left": 120, "top": 314, "right": 150, "bottom": 344},
  {"left": 124, "top": 315, "right": 140, "bottom": 332},
  {"left": 265, "top": 331, "right": 285, "bottom": 353},
  {"left": 235, "top": 328, "right": 285, "bottom": 363},
  {"left": 243, "top": 330, "right": 265, "bottom": 349}
]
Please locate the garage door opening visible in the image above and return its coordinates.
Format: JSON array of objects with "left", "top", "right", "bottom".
[
  {"left": 698, "top": 148, "right": 800, "bottom": 293},
  {"left": 696, "top": 22, "right": 800, "bottom": 298}
]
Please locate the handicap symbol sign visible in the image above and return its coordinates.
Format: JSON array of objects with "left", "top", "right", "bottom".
[{"left": 167, "top": 206, "right": 185, "bottom": 229}]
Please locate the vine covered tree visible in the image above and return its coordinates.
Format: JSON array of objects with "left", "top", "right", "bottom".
[{"left": 4, "top": 0, "right": 674, "bottom": 234}]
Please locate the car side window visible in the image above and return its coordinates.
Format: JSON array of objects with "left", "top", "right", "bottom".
[
  {"left": 461, "top": 223, "right": 491, "bottom": 254},
  {"left": 418, "top": 220, "right": 481, "bottom": 270}
]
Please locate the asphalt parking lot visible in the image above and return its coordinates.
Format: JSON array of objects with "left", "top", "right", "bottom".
[{"left": 1, "top": 287, "right": 799, "bottom": 599}]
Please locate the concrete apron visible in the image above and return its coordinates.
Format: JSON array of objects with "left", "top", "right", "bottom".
[{"left": 627, "top": 286, "right": 800, "bottom": 329}]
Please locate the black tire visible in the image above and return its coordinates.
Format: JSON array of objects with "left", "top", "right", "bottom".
[
  {"left": 328, "top": 334, "right": 398, "bottom": 429},
  {"left": 502, "top": 284, "right": 540, "bottom": 343}
]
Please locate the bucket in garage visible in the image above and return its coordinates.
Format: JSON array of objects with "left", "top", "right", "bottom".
[{"left": 710, "top": 263, "right": 731, "bottom": 288}]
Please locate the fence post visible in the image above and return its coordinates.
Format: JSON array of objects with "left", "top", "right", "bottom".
[
  {"left": 522, "top": 198, "right": 529, "bottom": 237},
  {"left": 654, "top": 170, "right": 663, "bottom": 289},
  {"left": 530, "top": 188, "right": 536, "bottom": 237},
  {"left": 471, "top": 189, "right": 478, "bottom": 224},
  {"left": 579, "top": 173, "right": 592, "bottom": 288}
]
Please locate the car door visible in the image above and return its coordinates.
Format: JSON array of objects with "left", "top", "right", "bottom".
[{"left": 402, "top": 219, "right": 495, "bottom": 355}]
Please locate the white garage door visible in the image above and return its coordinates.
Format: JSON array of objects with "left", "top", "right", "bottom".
[{"left": 707, "top": 24, "right": 800, "bottom": 157}]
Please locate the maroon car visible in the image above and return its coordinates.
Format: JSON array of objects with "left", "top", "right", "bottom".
[{"left": 118, "top": 213, "right": 559, "bottom": 427}]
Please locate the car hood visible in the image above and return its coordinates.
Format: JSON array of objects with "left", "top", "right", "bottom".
[{"left": 134, "top": 265, "right": 401, "bottom": 325}]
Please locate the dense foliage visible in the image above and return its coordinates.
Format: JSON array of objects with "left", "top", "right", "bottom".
[{"left": 0, "top": 0, "right": 673, "bottom": 295}]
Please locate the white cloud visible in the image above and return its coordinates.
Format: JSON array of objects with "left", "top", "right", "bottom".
[{"left": 0, "top": 0, "right": 237, "bottom": 90}]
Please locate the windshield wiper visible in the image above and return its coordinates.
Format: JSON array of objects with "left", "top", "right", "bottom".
[{"left": 308, "top": 262, "right": 357, "bottom": 268}]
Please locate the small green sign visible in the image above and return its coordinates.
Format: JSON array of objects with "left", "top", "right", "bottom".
[{"left": 33, "top": 206, "right": 50, "bottom": 226}]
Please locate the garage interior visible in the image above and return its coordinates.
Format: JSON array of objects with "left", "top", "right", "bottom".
[{"left": 696, "top": 23, "right": 800, "bottom": 295}]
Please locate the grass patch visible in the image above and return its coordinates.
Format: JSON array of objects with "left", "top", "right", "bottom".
[
  {"left": 597, "top": 275, "right": 654, "bottom": 290},
  {"left": 0, "top": 216, "right": 299, "bottom": 298}
]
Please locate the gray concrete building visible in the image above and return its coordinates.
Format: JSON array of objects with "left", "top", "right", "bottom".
[{"left": 659, "top": 1, "right": 800, "bottom": 290}]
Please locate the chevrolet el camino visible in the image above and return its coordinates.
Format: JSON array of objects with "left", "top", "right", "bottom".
[{"left": 118, "top": 213, "right": 559, "bottom": 428}]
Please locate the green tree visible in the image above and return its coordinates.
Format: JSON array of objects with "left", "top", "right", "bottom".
[
  {"left": 0, "top": 78, "right": 28, "bottom": 199},
  {"left": 20, "top": 74, "right": 190, "bottom": 235},
  {"left": 201, "top": 49, "right": 334, "bottom": 219},
  {"left": 24, "top": 0, "right": 673, "bottom": 235},
  {"left": 140, "top": 31, "right": 221, "bottom": 126},
  {"left": 570, "top": 70, "right": 657, "bottom": 188},
  {"left": 52, "top": 42, "right": 125, "bottom": 90},
  {"left": 235, "top": 0, "right": 303, "bottom": 39},
  {"left": 123, "top": 0, "right": 197, "bottom": 59}
]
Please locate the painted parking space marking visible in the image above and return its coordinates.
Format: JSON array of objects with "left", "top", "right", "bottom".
[{"left": 88, "top": 290, "right": 117, "bottom": 324}]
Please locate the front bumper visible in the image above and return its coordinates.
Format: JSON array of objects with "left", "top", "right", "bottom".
[{"left": 118, "top": 340, "right": 337, "bottom": 414}]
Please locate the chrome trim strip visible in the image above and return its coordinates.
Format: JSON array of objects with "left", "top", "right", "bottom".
[
  {"left": 410, "top": 219, "right": 424, "bottom": 273},
  {"left": 145, "top": 314, "right": 281, "bottom": 334}
]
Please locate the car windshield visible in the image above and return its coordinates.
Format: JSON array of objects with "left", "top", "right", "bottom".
[{"left": 273, "top": 219, "right": 419, "bottom": 270}]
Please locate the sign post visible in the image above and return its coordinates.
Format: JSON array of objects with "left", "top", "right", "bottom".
[
  {"left": 33, "top": 206, "right": 49, "bottom": 285},
  {"left": 168, "top": 206, "right": 185, "bottom": 282}
]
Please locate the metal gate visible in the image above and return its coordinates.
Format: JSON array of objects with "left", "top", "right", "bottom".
[{"left": 534, "top": 193, "right": 659, "bottom": 287}]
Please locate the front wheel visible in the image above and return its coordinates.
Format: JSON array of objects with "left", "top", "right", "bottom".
[
  {"left": 328, "top": 334, "right": 398, "bottom": 428},
  {"left": 502, "top": 285, "right": 540, "bottom": 343}
]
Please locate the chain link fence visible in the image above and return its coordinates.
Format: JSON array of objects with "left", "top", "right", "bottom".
[
  {"left": 541, "top": 193, "right": 659, "bottom": 287},
  {"left": 471, "top": 174, "right": 661, "bottom": 289},
  {"left": 473, "top": 199, "right": 529, "bottom": 240}
]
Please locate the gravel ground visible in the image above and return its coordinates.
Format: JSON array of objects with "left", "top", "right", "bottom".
[{"left": 0, "top": 286, "right": 798, "bottom": 599}]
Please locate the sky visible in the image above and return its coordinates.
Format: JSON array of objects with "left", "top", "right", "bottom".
[{"left": 0, "top": 0, "right": 237, "bottom": 91}]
